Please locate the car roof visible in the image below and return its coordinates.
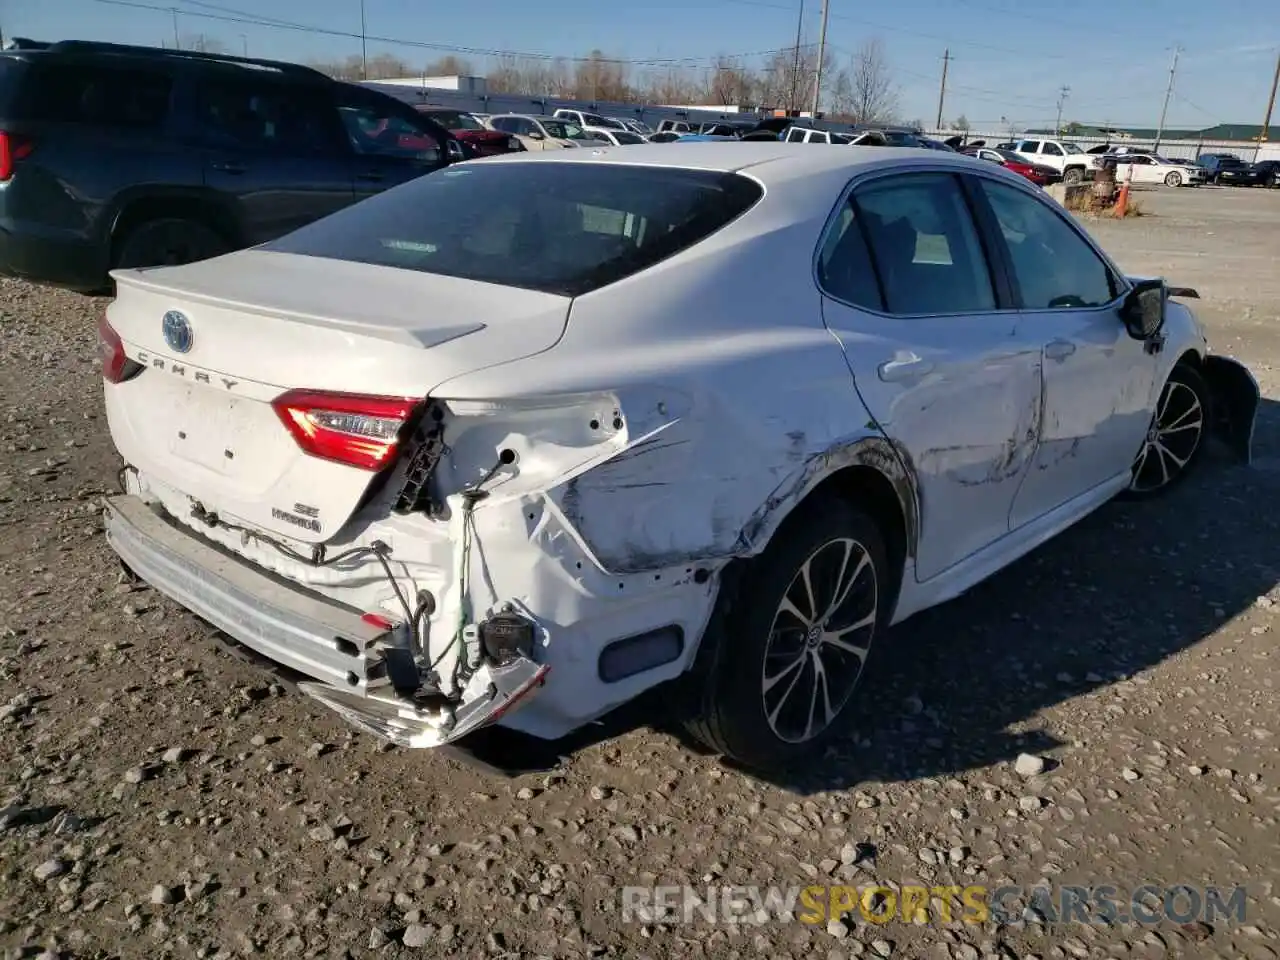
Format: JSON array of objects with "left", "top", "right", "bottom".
[{"left": 469, "top": 141, "right": 980, "bottom": 181}]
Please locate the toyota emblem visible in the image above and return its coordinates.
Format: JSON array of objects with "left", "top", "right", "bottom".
[{"left": 162, "top": 310, "right": 193, "bottom": 354}]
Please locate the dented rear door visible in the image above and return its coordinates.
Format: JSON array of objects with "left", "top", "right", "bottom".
[{"left": 818, "top": 171, "right": 1044, "bottom": 582}]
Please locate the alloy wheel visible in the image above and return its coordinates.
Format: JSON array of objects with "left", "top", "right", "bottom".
[
  {"left": 1130, "top": 379, "right": 1205, "bottom": 492},
  {"left": 760, "top": 537, "right": 878, "bottom": 744}
]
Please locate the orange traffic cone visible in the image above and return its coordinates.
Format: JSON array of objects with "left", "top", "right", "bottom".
[{"left": 1114, "top": 181, "right": 1129, "bottom": 217}]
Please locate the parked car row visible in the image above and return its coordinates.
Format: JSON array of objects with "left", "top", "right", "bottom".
[
  {"left": 959, "top": 145, "right": 1061, "bottom": 187},
  {"left": 0, "top": 39, "right": 476, "bottom": 292},
  {"left": 1196, "top": 153, "right": 1280, "bottom": 187}
]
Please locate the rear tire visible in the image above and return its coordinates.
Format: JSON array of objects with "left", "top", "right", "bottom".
[
  {"left": 113, "top": 218, "right": 228, "bottom": 271},
  {"left": 685, "top": 495, "right": 889, "bottom": 772}
]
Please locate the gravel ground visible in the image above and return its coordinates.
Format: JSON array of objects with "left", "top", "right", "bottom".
[{"left": 2, "top": 185, "right": 1279, "bottom": 960}]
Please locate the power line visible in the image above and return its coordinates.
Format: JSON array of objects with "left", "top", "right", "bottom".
[
  {"left": 94, "top": 0, "right": 799, "bottom": 65},
  {"left": 712, "top": 0, "right": 1140, "bottom": 66}
]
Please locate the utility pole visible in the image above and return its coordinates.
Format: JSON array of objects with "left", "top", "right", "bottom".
[
  {"left": 171, "top": 7, "right": 180, "bottom": 49},
  {"left": 788, "top": 0, "right": 805, "bottom": 113},
  {"left": 1261, "top": 49, "right": 1280, "bottom": 143},
  {"left": 810, "top": 0, "right": 829, "bottom": 117},
  {"left": 360, "top": 0, "right": 368, "bottom": 80},
  {"left": 1055, "top": 85, "right": 1070, "bottom": 136},
  {"left": 935, "top": 48, "right": 952, "bottom": 131},
  {"left": 240, "top": 34, "right": 248, "bottom": 57},
  {"left": 1153, "top": 45, "right": 1181, "bottom": 152}
]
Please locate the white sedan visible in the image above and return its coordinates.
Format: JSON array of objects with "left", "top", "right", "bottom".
[
  {"left": 587, "top": 128, "right": 649, "bottom": 146},
  {"left": 98, "top": 144, "right": 1258, "bottom": 773},
  {"left": 1109, "top": 152, "right": 1206, "bottom": 187}
]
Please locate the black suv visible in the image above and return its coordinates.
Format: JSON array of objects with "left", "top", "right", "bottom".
[{"left": 0, "top": 40, "right": 466, "bottom": 292}]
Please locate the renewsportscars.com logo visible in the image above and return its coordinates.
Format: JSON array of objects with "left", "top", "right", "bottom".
[{"left": 619, "top": 884, "right": 1249, "bottom": 927}]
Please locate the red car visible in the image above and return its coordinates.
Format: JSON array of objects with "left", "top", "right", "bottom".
[
  {"left": 962, "top": 146, "right": 1061, "bottom": 187},
  {"left": 415, "top": 108, "right": 524, "bottom": 157}
]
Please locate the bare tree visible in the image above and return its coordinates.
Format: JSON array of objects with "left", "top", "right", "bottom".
[
  {"left": 423, "top": 55, "right": 474, "bottom": 77},
  {"left": 639, "top": 65, "right": 703, "bottom": 105},
  {"left": 306, "top": 53, "right": 410, "bottom": 81},
  {"left": 573, "top": 49, "right": 631, "bottom": 102},
  {"left": 704, "top": 57, "right": 756, "bottom": 106},
  {"left": 953, "top": 114, "right": 970, "bottom": 132},
  {"left": 840, "top": 38, "right": 898, "bottom": 124},
  {"left": 757, "top": 45, "right": 832, "bottom": 113},
  {"left": 179, "top": 34, "right": 226, "bottom": 53}
]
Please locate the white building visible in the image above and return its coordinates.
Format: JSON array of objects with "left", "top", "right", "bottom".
[{"left": 373, "top": 75, "right": 488, "bottom": 96}]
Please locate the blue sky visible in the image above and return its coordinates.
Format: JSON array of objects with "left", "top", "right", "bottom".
[{"left": 7, "top": 0, "right": 1278, "bottom": 130}]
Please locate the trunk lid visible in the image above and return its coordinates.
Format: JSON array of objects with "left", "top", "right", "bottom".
[{"left": 104, "top": 250, "right": 570, "bottom": 543}]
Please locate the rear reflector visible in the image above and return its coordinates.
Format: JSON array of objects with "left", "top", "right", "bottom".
[{"left": 272, "top": 390, "right": 419, "bottom": 471}]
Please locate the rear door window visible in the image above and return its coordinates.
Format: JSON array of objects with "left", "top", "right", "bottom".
[
  {"left": 850, "top": 173, "right": 997, "bottom": 315},
  {"left": 197, "top": 76, "right": 344, "bottom": 155},
  {"left": 263, "top": 163, "right": 764, "bottom": 296},
  {"left": 16, "top": 60, "right": 172, "bottom": 128}
]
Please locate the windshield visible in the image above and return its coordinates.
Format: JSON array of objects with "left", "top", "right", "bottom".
[
  {"left": 613, "top": 131, "right": 645, "bottom": 144},
  {"left": 600, "top": 117, "right": 628, "bottom": 130},
  {"left": 994, "top": 149, "right": 1026, "bottom": 163},
  {"left": 426, "top": 111, "right": 483, "bottom": 131},
  {"left": 264, "top": 164, "right": 763, "bottom": 297},
  {"left": 583, "top": 113, "right": 609, "bottom": 127},
  {"left": 543, "top": 120, "right": 591, "bottom": 140},
  {"left": 1061, "top": 142, "right": 1084, "bottom": 154}
]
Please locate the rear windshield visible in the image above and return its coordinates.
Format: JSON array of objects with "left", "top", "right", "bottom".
[
  {"left": 264, "top": 162, "right": 763, "bottom": 297},
  {"left": 3, "top": 59, "right": 172, "bottom": 128}
]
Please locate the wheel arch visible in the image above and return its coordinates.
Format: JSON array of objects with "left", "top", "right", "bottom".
[
  {"left": 732, "top": 436, "right": 918, "bottom": 616},
  {"left": 108, "top": 189, "right": 243, "bottom": 266}
]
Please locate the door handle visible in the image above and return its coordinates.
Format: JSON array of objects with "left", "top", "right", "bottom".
[
  {"left": 209, "top": 160, "right": 246, "bottom": 174},
  {"left": 1045, "top": 339, "right": 1077, "bottom": 360},
  {"left": 877, "top": 356, "right": 935, "bottom": 382}
]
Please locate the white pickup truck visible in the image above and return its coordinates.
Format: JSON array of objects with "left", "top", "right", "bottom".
[{"left": 1007, "top": 137, "right": 1102, "bottom": 184}]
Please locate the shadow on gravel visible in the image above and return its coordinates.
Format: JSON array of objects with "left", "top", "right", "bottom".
[{"left": 455, "top": 400, "right": 1280, "bottom": 791}]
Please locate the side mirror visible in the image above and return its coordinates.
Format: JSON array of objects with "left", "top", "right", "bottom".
[
  {"left": 445, "top": 140, "right": 465, "bottom": 163},
  {"left": 1120, "top": 278, "right": 1167, "bottom": 340},
  {"left": 528, "top": 131, "right": 545, "bottom": 140}
]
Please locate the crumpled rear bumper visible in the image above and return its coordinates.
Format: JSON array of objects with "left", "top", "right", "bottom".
[
  {"left": 103, "top": 494, "right": 547, "bottom": 747},
  {"left": 1201, "top": 354, "right": 1260, "bottom": 464}
]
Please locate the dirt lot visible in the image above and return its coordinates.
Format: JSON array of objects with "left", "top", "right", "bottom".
[{"left": 2, "top": 185, "right": 1279, "bottom": 960}]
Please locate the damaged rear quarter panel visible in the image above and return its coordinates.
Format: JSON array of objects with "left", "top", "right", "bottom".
[
  {"left": 428, "top": 187, "right": 920, "bottom": 578},
  {"left": 537, "top": 333, "right": 888, "bottom": 575}
]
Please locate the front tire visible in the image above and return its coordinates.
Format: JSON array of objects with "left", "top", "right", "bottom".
[
  {"left": 685, "top": 496, "right": 889, "bottom": 772},
  {"left": 1124, "top": 364, "right": 1211, "bottom": 499},
  {"left": 1164, "top": 171, "right": 1183, "bottom": 187},
  {"left": 1063, "top": 167, "right": 1084, "bottom": 184}
]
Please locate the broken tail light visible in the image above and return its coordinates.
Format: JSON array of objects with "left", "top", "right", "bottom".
[
  {"left": 272, "top": 390, "right": 420, "bottom": 471},
  {"left": 98, "top": 315, "right": 143, "bottom": 384}
]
